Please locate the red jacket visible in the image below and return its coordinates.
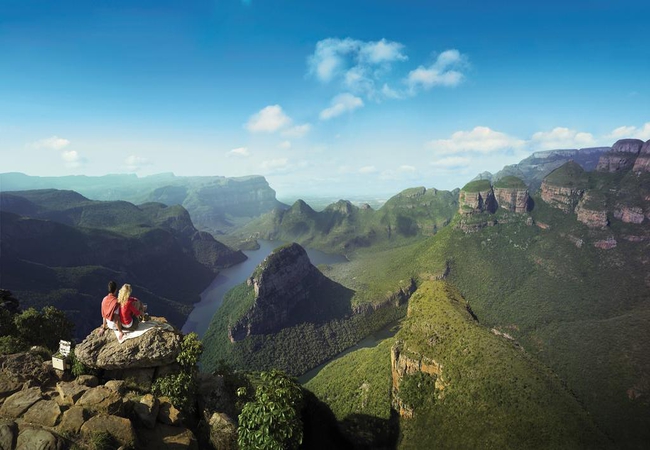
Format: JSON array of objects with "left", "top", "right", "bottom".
[{"left": 119, "top": 297, "right": 140, "bottom": 326}]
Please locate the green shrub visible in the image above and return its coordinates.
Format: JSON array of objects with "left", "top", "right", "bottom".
[
  {"left": 14, "top": 306, "right": 74, "bottom": 351},
  {"left": 237, "top": 370, "right": 304, "bottom": 450},
  {"left": 0, "top": 335, "right": 27, "bottom": 355},
  {"left": 399, "top": 372, "right": 436, "bottom": 409}
]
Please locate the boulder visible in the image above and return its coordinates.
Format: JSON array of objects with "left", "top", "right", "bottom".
[
  {"left": 55, "top": 381, "right": 88, "bottom": 406},
  {"left": 74, "top": 318, "right": 182, "bottom": 370},
  {"left": 137, "top": 423, "right": 198, "bottom": 450},
  {"left": 75, "top": 375, "right": 99, "bottom": 388},
  {"left": 104, "top": 380, "right": 126, "bottom": 395},
  {"left": 77, "top": 386, "right": 123, "bottom": 416},
  {"left": 22, "top": 400, "right": 62, "bottom": 427},
  {"left": 0, "top": 388, "right": 42, "bottom": 419},
  {"left": 80, "top": 414, "right": 137, "bottom": 449},
  {"left": 15, "top": 428, "right": 62, "bottom": 450},
  {"left": 57, "top": 406, "right": 87, "bottom": 434},
  {"left": 0, "top": 421, "right": 17, "bottom": 450},
  {"left": 198, "top": 374, "right": 236, "bottom": 420},
  {"left": 157, "top": 397, "right": 182, "bottom": 426},
  {"left": 207, "top": 412, "right": 237, "bottom": 450},
  {"left": 133, "top": 394, "right": 159, "bottom": 429},
  {"left": 0, "top": 353, "right": 50, "bottom": 400},
  {"left": 105, "top": 367, "right": 156, "bottom": 392}
]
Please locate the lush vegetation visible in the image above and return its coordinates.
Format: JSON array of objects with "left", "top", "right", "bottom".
[
  {"left": 493, "top": 175, "right": 527, "bottom": 189},
  {"left": 461, "top": 179, "right": 492, "bottom": 192},
  {"left": 543, "top": 160, "right": 588, "bottom": 187}
]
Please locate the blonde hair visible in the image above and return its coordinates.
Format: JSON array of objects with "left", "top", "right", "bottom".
[{"left": 117, "top": 284, "right": 132, "bottom": 306}]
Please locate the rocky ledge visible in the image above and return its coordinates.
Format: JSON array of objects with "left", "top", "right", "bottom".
[
  {"left": 540, "top": 161, "right": 587, "bottom": 213},
  {"left": 632, "top": 140, "right": 650, "bottom": 173},
  {"left": 458, "top": 180, "right": 497, "bottom": 214},
  {"left": 596, "top": 138, "right": 645, "bottom": 173}
]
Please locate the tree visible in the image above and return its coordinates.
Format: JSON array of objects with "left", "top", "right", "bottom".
[{"left": 237, "top": 369, "right": 304, "bottom": 450}]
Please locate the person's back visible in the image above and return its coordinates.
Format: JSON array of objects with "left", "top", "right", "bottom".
[
  {"left": 117, "top": 283, "right": 144, "bottom": 330},
  {"left": 100, "top": 280, "right": 123, "bottom": 338}
]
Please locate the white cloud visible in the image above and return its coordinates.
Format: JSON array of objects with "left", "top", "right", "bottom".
[
  {"left": 607, "top": 122, "right": 650, "bottom": 141},
  {"left": 381, "top": 83, "right": 403, "bottom": 99},
  {"left": 246, "top": 105, "right": 292, "bottom": 133},
  {"left": 308, "top": 37, "right": 359, "bottom": 83},
  {"left": 125, "top": 155, "right": 151, "bottom": 172},
  {"left": 358, "top": 165, "right": 377, "bottom": 174},
  {"left": 428, "top": 126, "right": 525, "bottom": 155},
  {"left": 406, "top": 49, "right": 466, "bottom": 93},
  {"left": 399, "top": 165, "right": 416, "bottom": 172},
  {"left": 281, "top": 123, "right": 311, "bottom": 138},
  {"left": 61, "top": 150, "right": 87, "bottom": 168},
  {"left": 31, "top": 135, "right": 70, "bottom": 150},
  {"left": 260, "top": 158, "right": 289, "bottom": 171},
  {"left": 359, "top": 38, "right": 408, "bottom": 65},
  {"left": 320, "top": 93, "right": 364, "bottom": 120},
  {"left": 278, "top": 141, "right": 292, "bottom": 150},
  {"left": 228, "top": 147, "right": 250, "bottom": 157},
  {"left": 430, "top": 156, "right": 471, "bottom": 168},
  {"left": 530, "top": 127, "right": 596, "bottom": 150}
]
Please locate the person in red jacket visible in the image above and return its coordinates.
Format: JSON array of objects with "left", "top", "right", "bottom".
[
  {"left": 117, "top": 283, "right": 145, "bottom": 331},
  {"left": 99, "top": 280, "right": 123, "bottom": 339}
]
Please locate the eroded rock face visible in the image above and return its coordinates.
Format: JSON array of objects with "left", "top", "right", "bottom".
[
  {"left": 614, "top": 206, "right": 645, "bottom": 224},
  {"left": 594, "top": 237, "right": 617, "bottom": 250},
  {"left": 632, "top": 140, "right": 650, "bottom": 173},
  {"left": 575, "top": 194, "right": 609, "bottom": 229},
  {"left": 611, "top": 138, "right": 645, "bottom": 154},
  {"left": 458, "top": 188, "right": 497, "bottom": 214},
  {"left": 74, "top": 318, "right": 182, "bottom": 370},
  {"left": 80, "top": 414, "right": 137, "bottom": 449},
  {"left": 228, "top": 243, "right": 332, "bottom": 341},
  {"left": 596, "top": 139, "right": 644, "bottom": 172},
  {"left": 493, "top": 187, "right": 530, "bottom": 213},
  {"left": 0, "top": 388, "right": 43, "bottom": 419},
  {"left": 0, "top": 353, "right": 50, "bottom": 400},
  {"left": 540, "top": 182, "right": 584, "bottom": 213}
]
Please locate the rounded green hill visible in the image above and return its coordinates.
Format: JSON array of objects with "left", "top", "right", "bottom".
[
  {"left": 544, "top": 161, "right": 588, "bottom": 187},
  {"left": 494, "top": 176, "right": 526, "bottom": 189},
  {"left": 461, "top": 179, "right": 491, "bottom": 192}
]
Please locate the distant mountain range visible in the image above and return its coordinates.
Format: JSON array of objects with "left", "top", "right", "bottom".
[
  {"left": 0, "top": 189, "right": 246, "bottom": 339},
  {"left": 0, "top": 172, "right": 286, "bottom": 234}
]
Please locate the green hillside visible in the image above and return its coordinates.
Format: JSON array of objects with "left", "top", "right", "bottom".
[{"left": 307, "top": 280, "right": 609, "bottom": 449}]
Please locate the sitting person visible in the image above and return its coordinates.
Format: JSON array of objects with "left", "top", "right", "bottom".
[
  {"left": 117, "top": 283, "right": 146, "bottom": 331},
  {"left": 100, "top": 280, "right": 123, "bottom": 339}
]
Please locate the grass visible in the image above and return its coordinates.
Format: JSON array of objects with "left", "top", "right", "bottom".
[
  {"left": 461, "top": 179, "right": 492, "bottom": 192},
  {"left": 493, "top": 175, "right": 527, "bottom": 189}
]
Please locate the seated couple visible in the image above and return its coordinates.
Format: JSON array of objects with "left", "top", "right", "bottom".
[{"left": 100, "top": 281, "right": 147, "bottom": 339}]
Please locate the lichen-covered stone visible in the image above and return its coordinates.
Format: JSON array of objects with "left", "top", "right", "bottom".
[
  {"left": 57, "top": 405, "right": 87, "bottom": 434},
  {"left": 22, "top": 400, "right": 61, "bottom": 427},
  {"left": 0, "top": 421, "right": 17, "bottom": 450},
  {"left": 55, "top": 381, "right": 88, "bottom": 406},
  {"left": 16, "top": 428, "right": 62, "bottom": 450},
  {"left": 133, "top": 394, "right": 159, "bottom": 429},
  {"left": 77, "top": 386, "right": 123, "bottom": 416},
  {"left": 0, "top": 388, "right": 42, "bottom": 419},
  {"left": 80, "top": 414, "right": 137, "bottom": 448}
]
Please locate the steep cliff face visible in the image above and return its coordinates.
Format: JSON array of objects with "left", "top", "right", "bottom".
[
  {"left": 458, "top": 180, "right": 496, "bottom": 214},
  {"left": 575, "top": 192, "right": 609, "bottom": 229},
  {"left": 540, "top": 161, "right": 587, "bottom": 213},
  {"left": 596, "top": 138, "right": 644, "bottom": 172},
  {"left": 493, "top": 176, "right": 530, "bottom": 213},
  {"left": 228, "top": 243, "right": 339, "bottom": 341},
  {"left": 632, "top": 140, "right": 650, "bottom": 173}
]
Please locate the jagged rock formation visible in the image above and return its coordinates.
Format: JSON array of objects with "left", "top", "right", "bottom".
[
  {"left": 540, "top": 161, "right": 587, "bottom": 213},
  {"left": 228, "top": 243, "right": 346, "bottom": 341},
  {"left": 74, "top": 318, "right": 183, "bottom": 370},
  {"left": 575, "top": 192, "right": 609, "bottom": 229},
  {"left": 458, "top": 180, "right": 496, "bottom": 214}
]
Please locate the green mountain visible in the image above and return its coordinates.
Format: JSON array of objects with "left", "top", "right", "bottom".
[
  {"left": 0, "top": 172, "right": 286, "bottom": 234},
  {"left": 307, "top": 280, "right": 610, "bottom": 449},
  {"left": 236, "top": 187, "right": 459, "bottom": 253},
  {"left": 0, "top": 189, "right": 246, "bottom": 339}
]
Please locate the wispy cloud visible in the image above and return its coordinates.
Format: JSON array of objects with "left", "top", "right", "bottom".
[
  {"left": 281, "top": 123, "right": 311, "bottom": 138},
  {"left": 428, "top": 126, "right": 525, "bottom": 155},
  {"left": 358, "top": 165, "right": 377, "bottom": 174},
  {"left": 320, "top": 93, "right": 364, "bottom": 120},
  {"left": 31, "top": 135, "right": 70, "bottom": 150},
  {"left": 228, "top": 147, "right": 250, "bottom": 157},
  {"left": 61, "top": 150, "right": 87, "bottom": 168},
  {"left": 246, "top": 105, "right": 292, "bottom": 133},
  {"left": 406, "top": 49, "right": 467, "bottom": 94},
  {"left": 278, "top": 141, "right": 292, "bottom": 150},
  {"left": 607, "top": 122, "right": 650, "bottom": 141},
  {"left": 530, "top": 127, "right": 596, "bottom": 150},
  {"left": 430, "top": 156, "right": 471, "bottom": 168},
  {"left": 124, "top": 155, "right": 151, "bottom": 172},
  {"left": 260, "top": 158, "right": 289, "bottom": 171}
]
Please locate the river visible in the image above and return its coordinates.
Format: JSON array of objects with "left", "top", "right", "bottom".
[{"left": 181, "top": 240, "right": 347, "bottom": 337}]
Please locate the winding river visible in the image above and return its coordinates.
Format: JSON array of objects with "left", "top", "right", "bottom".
[{"left": 181, "top": 240, "right": 347, "bottom": 338}]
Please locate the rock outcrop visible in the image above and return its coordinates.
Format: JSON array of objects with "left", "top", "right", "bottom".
[
  {"left": 540, "top": 161, "right": 587, "bottom": 213},
  {"left": 632, "top": 140, "right": 650, "bottom": 173},
  {"left": 74, "top": 318, "right": 182, "bottom": 370},
  {"left": 575, "top": 193, "right": 609, "bottom": 229},
  {"left": 228, "top": 243, "right": 342, "bottom": 341},
  {"left": 596, "top": 139, "right": 644, "bottom": 172},
  {"left": 493, "top": 176, "right": 530, "bottom": 213},
  {"left": 458, "top": 180, "right": 496, "bottom": 214}
]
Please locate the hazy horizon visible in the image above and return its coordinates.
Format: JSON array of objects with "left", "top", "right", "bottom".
[{"left": 2, "top": 0, "right": 649, "bottom": 198}]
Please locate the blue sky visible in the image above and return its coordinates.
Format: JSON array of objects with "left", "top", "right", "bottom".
[{"left": 1, "top": 0, "right": 649, "bottom": 197}]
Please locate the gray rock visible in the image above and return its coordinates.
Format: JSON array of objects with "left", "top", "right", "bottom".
[
  {"left": 104, "top": 380, "right": 126, "bottom": 395},
  {"left": 0, "top": 388, "right": 42, "bottom": 418},
  {"left": 74, "top": 318, "right": 182, "bottom": 370},
  {"left": 137, "top": 423, "right": 198, "bottom": 450},
  {"left": 0, "top": 421, "right": 17, "bottom": 450},
  {"left": 56, "top": 381, "right": 88, "bottom": 406},
  {"left": 77, "top": 386, "right": 123, "bottom": 416},
  {"left": 207, "top": 412, "right": 237, "bottom": 450},
  {"left": 23, "top": 400, "right": 62, "bottom": 427},
  {"left": 75, "top": 375, "right": 99, "bottom": 387},
  {"left": 16, "top": 428, "right": 62, "bottom": 450},
  {"left": 57, "top": 405, "right": 87, "bottom": 434},
  {"left": 80, "top": 414, "right": 137, "bottom": 449},
  {"left": 133, "top": 394, "right": 159, "bottom": 429},
  {"left": 612, "top": 138, "right": 644, "bottom": 154}
]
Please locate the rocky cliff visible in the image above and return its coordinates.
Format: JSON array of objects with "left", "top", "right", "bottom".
[
  {"left": 596, "top": 139, "right": 645, "bottom": 172},
  {"left": 458, "top": 180, "right": 496, "bottom": 214},
  {"left": 540, "top": 161, "right": 587, "bottom": 213},
  {"left": 633, "top": 140, "right": 650, "bottom": 173},
  {"left": 493, "top": 176, "right": 530, "bottom": 213},
  {"left": 228, "top": 243, "right": 345, "bottom": 341}
]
